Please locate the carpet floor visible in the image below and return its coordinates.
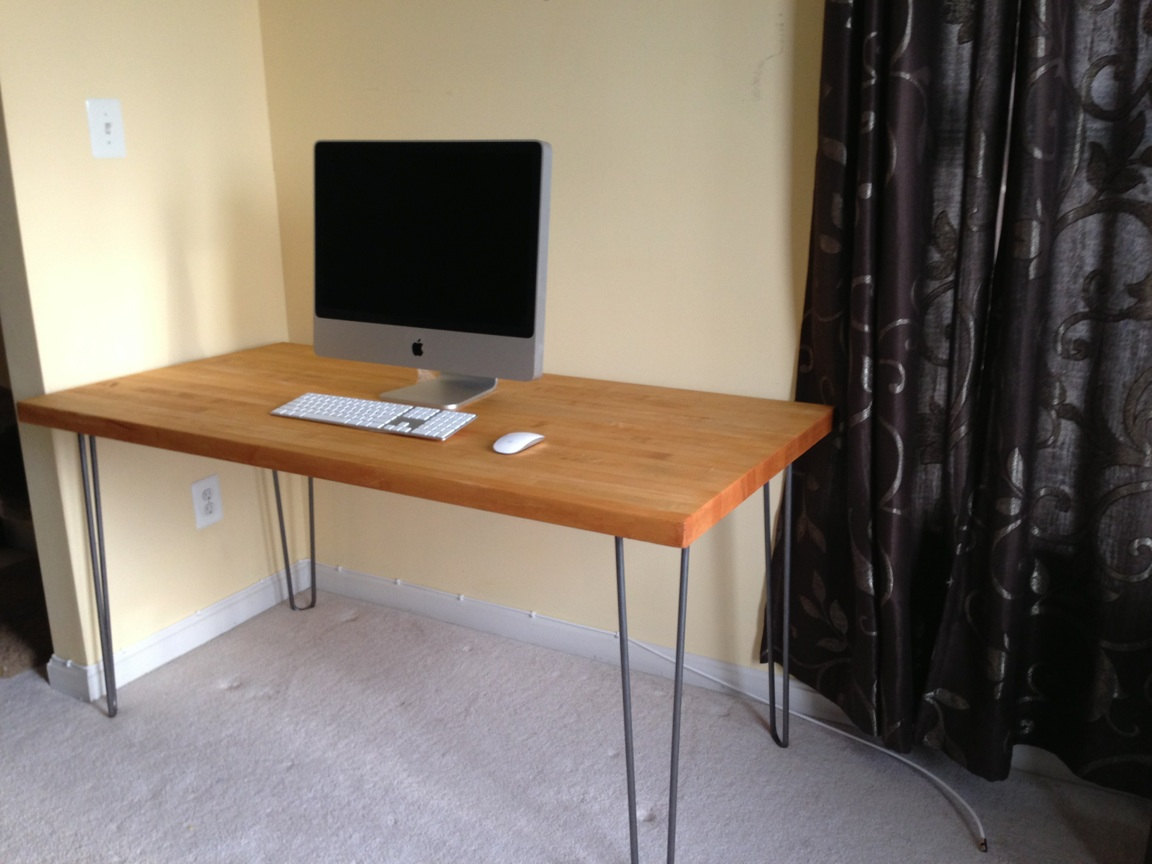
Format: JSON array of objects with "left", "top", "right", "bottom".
[{"left": 1, "top": 592, "right": 1148, "bottom": 863}]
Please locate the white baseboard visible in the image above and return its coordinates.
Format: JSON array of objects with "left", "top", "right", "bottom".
[
  {"left": 47, "top": 562, "right": 314, "bottom": 703},
  {"left": 314, "top": 562, "right": 846, "bottom": 725},
  {"left": 48, "top": 558, "right": 1080, "bottom": 782},
  {"left": 48, "top": 558, "right": 837, "bottom": 722}
]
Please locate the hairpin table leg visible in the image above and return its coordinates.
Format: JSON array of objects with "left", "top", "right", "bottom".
[
  {"left": 616, "top": 540, "right": 693, "bottom": 864},
  {"left": 614, "top": 537, "right": 640, "bottom": 864},
  {"left": 78, "top": 434, "right": 117, "bottom": 717},
  {"left": 765, "top": 464, "right": 793, "bottom": 747},
  {"left": 272, "top": 471, "right": 317, "bottom": 610},
  {"left": 666, "top": 546, "right": 691, "bottom": 864}
]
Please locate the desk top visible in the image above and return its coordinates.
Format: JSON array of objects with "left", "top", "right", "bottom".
[{"left": 18, "top": 343, "right": 832, "bottom": 548}]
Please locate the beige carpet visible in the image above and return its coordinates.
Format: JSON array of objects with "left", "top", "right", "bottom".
[{"left": 1, "top": 592, "right": 1148, "bottom": 863}]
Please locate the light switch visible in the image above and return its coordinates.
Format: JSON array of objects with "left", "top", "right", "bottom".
[{"left": 86, "top": 98, "right": 126, "bottom": 159}]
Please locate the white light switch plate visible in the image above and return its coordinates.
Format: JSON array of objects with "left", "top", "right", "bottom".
[{"left": 86, "top": 98, "right": 126, "bottom": 159}]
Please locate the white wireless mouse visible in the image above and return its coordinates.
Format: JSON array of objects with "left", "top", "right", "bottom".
[{"left": 492, "top": 431, "right": 545, "bottom": 455}]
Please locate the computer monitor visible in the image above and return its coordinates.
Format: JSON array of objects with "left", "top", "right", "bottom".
[{"left": 313, "top": 139, "right": 551, "bottom": 408}]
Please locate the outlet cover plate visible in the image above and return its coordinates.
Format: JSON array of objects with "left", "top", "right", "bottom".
[
  {"left": 86, "top": 98, "right": 126, "bottom": 159},
  {"left": 191, "top": 475, "right": 223, "bottom": 530}
]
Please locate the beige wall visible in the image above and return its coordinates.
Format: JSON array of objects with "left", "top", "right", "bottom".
[
  {"left": 260, "top": 1, "right": 823, "bottom": 664},
  {"left": 0, "top": 1, "right": 289, "bottom": 661},
  {"left": 0, "top": 1, "right": 823, "bottom": 672}
]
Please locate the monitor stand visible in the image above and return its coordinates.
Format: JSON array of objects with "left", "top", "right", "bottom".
[{"left": 382, "top": 373, "right": 497, "bottom": 410}]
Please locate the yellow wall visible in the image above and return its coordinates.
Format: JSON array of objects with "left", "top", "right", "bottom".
[
  {"left": 0, "top": 1, "right": 289, "bottom": 661},
  {"left": 260, "top": 0, "right": 824, "bottom": 664},
  {"left": 0, "top": 1, "right": 823, "bottom": 672}
]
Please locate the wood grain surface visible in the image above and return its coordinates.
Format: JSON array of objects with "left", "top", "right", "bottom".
[{"left": 18, "top": 343, "right": 832, "bottom": 547}]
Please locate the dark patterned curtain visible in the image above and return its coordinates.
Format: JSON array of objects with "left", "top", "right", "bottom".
[{"left": 767, "top": 0, "right": 1152, "bottom": 796}]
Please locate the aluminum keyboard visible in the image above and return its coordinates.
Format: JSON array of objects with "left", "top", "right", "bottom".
[{"left": 271, "top": 392, "right": 476, "bottom": 441}]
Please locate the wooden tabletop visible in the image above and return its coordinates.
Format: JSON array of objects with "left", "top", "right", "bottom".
[{"left": 17, "top": 343, "right": 833, "bottom": 548}]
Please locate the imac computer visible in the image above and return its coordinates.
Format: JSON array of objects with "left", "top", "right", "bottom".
[{"left": 313, "top": 139, "right": 551, "bottom": 409}]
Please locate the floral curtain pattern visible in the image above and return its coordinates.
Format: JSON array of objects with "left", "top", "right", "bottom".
[{"left": 768, "top": 0, "right": 1152, "bottom": 795}]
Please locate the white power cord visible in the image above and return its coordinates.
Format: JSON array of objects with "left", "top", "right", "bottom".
[{"left": 629, "top": 639, "right": 990, "bottom": 854}]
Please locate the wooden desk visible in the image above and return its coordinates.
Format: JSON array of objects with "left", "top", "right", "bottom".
[{"left": 19, "top": 342, "right": 832, "bottom": 864}]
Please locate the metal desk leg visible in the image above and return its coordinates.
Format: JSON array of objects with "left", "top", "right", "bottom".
[
  {"left": 78, "top": 434, "right": 117, "bottom": 717},
  {"left": 614, "top": 537, "right": 640, "bottom": 864},
  {"left": 272, "top": 472, "right": 317, "bottom": 611},
  {"left": 615, "top": 540, "right": 693, "bottom": 864},
  {"left": 666, "top": 547, "right": 691, "bottom": 864},
  {"left": 765, "top": 464, "right": 793, "bottom": 747}
]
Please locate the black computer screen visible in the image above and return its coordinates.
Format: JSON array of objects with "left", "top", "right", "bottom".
[{"left": 314, "top": 140, "right": 545, "bottom": 339}]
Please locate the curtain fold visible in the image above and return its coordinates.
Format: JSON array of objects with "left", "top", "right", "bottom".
[{"left": 768, "top": 0, "right": 1152, "bottom": 796}]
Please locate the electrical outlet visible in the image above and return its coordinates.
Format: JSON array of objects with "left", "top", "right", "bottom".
[{"left": 191, "top": 475, "right": 223, "bottom": 530}]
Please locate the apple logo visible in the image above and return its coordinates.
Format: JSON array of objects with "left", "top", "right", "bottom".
[{"left": 411, "top": 339, "right": 424, "bottom": 357}]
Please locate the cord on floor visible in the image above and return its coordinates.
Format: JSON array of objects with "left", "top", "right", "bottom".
[{"left": 628, "top": 638, "right": 990, "bottom": 854}]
